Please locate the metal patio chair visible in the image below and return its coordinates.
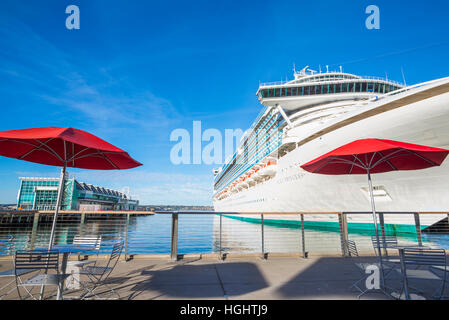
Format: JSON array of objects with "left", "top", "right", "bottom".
[
  {"left": 64, "top": 235, "right": 102, "bottom": 290},
  {"left": 396, "top": 248, "right": 447, "bottom": 299},
  {"left": 0, "top": 237, "right": 35, "bottom": 300},
  {"left": 371, "top": 235, "right": 401, "bottom": 275},
  {"left": 14, "top": 250, "right": 70, "bottom": 300},
  {"left": 429, "top": 260, "right": 449, "bottom": 299},
  {"left": 371, "top": 235, "right": 398, "bottom": 254},
  {"left": 78, "top": 241, "right": 124, "bottom": 300},
  {"left": 67, "top": 235, "right": 102, "bottom": 267},
  {"left": 348, "top": 240, "right": 383, "bottom": 299}
]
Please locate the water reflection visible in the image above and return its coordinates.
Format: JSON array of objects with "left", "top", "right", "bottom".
[{"left": 1, "top": 214, "right": 448, "bottom": 256}]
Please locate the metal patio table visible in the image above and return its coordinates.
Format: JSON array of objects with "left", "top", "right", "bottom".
[{"left": 35, "top": 244, "right": 96, "bottom": 300}]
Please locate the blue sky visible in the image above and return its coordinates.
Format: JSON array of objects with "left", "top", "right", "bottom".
[{"left": 0, "top": 0, "right": 448, "bottom": 205}]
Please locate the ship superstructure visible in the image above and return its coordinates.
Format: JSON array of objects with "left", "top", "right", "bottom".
[{"left": 214, "top": 67, "right": 403, "bottom": 202}]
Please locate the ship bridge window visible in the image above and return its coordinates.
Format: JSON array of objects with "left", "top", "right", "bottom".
[
  {"left": 335, "top": 83, "right": 342, "bottom": 94},
  {"left": 274, "top": 88, "right": 280, "bottom": 97},
  {"left": 260, "top": 81, "right": 401, "bottom": 99}
]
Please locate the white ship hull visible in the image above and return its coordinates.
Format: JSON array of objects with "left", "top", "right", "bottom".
[{"left": 214, "top": 78, "right": 449, "bottom": 230}]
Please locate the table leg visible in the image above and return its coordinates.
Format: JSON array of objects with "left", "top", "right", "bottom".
[
  {"left": 399, "top": 249, "right": 411, "bottom": 300},
  {"left": 56, "top": 252, "right": 69, "bottom": 300}
]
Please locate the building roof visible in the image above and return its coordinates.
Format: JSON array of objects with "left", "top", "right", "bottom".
[
  {"left": 20, "top": 176, "right": 130, "bottom": 200},
  {"left": 74, "top": 180, "right": 128, "bottom": 199}
]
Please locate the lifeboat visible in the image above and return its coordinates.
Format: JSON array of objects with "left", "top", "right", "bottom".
[
  {"left": 240, "top": 178, "right": 249, "bottom": 189},
  {"left": 247, "top": 171, "right": 257, "bottom": 186},
  {"left": 258, "top": 161, "right": 277, "bottom": 177},
  {"left": 252, "top": 168, "right": 262, "bottom": 182},
  {"left": 234, "top": 179, "right": 242, "bottom": 191}
]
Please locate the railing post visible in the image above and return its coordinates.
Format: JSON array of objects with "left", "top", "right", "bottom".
[
  {"left": 171, "top": 213, "right": 179, "bottom": 261},
  {"left": 339, "top": 213, "right": 349, "bottom": 257},
  {"left": 219, "top": 213, "right": 223, "bottom": 259},
  {"left": 79, "top": 212, "right": 86, "bottom": 235},
  {"left": 30, "top": 212, "right": 40, "bottom": 250},
  {"left": 414, "top": 213, "right": 423, "bottom": 246},
  {"left": 378, "top": 213, "right": 387, "bottom": 255},
  {"left": 261, "top": 214, "right": 266, "bottom": 259},
  {"left": 77, "top": 212, "right": 87, "bottom": 261},
  {"left": 124, "top": 213, "right": 130, "bottom": 261},
  {"left": 300, "top": 214, "right": 307, "bottom": 258}
]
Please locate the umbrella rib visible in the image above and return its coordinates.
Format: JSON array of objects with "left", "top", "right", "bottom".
[
  {"left": 329, "top": 159, "right": 366, "bottom": 169},
  {"left": 371, "top": 148, "right": 440, "bottom": 169},
  {"left": 15, "top": 138, "right": 64, "bottom": 162},
  {"left": 98, "top": 149, "right": 119, "bottom": 169},
  {"left": 70, "top": 151, "right": 123, "bottom": 160},
  {"left": 313, "top": 158, "right": 333, "bottom": 173},
  {"left": 402, "top": 149, "right": 440, "bottom": 166},
  {"left": 72, "top": 143, "right": 75, "bottom": 167},
  {"left": 368, "top": 151, "right": 378, "bottom": 168},
  {"left": 379, "top": 150, "right": 397, "bottom": 170},
  {"left": 69, "top": 150, "right": 120, "bottom": 169},
  {"left": 353, "top": 155, "right": 368, "bottom": 169},
  {"left": 36, "top": 139, "right": 64, "bottom": 162},
  {"left": 0, "top": 138, "right": 48, "bottom": 158},
  {"left": 67, "top": 146, "right": 90, "bottom": 163},
  {"left": 348, "top": 161, "right": 355, "bottom": 174},
  {"left": 371, "top": 149, "right": 404, "bottom": 169},
  {"left": 312, "top": 157, "right": 366, "bottom": 173}
]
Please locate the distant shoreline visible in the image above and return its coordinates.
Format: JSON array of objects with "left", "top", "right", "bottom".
[
  {"left": 0, "top": 204, "right": 214, "bottom": 212},
  {"left": 137, "top": 205, "right": 213, "bottom": 212}
]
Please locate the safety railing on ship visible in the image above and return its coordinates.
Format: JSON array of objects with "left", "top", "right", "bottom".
[{"left": 1, "top": 211, "right": 449, "bottom": 261}]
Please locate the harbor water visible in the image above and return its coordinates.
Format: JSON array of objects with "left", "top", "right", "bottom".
[{"left": 1, "top": 213, "right": 449, "bottom": 256}]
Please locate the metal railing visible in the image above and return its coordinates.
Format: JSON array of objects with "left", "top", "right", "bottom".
[
  {"left": 259, "top": 75, "right": 404, "bottom": 88},
  {"left": 1, "top": 211, "right": 449, "bottom": 261}
]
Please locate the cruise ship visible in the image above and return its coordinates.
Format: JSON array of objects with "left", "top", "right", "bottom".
[{"left": 213, "top": 66, "right": 449, "bottom": 233}]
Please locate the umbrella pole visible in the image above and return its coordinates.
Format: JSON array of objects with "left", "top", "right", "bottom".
[
  {"left": 39, "top": 166, "right": 66, "bottom": 299},
  {"left": 48, "top": 166, "right": 66, "bottom": 250},
  {"left": 367, "top": 171, "right": 387, "bottom": 291}
]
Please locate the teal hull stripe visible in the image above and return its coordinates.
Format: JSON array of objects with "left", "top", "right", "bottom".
[{"left": 221, "top": 214, "right": 427, "bottom": 236}]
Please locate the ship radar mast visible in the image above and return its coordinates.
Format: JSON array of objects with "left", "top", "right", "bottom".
[{"left": 294, "top": 65, "right": 321, "bottom": 79}]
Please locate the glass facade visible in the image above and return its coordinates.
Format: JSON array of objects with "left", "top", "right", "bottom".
[{"left": 17, "top": 179, "right": 60, "bottom": 210}]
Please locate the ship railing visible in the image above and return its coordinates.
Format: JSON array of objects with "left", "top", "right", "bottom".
[
  {"left": 1, "top": 210, "right": 449, "bottom": 263},
  {"left": 259, "top": 74, "right": 404, "bottom": 88},
  {"left": 367, "top": 76, "right": 449, "bottom": 102}
]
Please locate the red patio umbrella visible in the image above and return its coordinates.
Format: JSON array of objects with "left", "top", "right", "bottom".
[
  {"left": 301, "top": 138, "right": 449, "bottom": 291},
  {"left": 0, "top": 127, "right": 142, "bottom": 249}
]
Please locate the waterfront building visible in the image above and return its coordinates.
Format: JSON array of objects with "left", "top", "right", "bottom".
[{"left": 16, "top": 175, "right": 138, "bottom": 211}]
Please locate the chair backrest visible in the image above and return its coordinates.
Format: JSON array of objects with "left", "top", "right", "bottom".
[
  {"left": 97, "top": 241, "right": 124, "bottom": 281},
  {"left": 110, "top": 241, "right": 124, "bottom": 261},
  {"left": 401, "top": 248, "right": 446, "bottom": 267},
  {"left": 347, "top": 240, "right": 359, "bottom": 257},
  {"left": 73, "top": 235, "right": 102, "bottom": 251},
  {"left": 14, "top": 250, "right": 60, "bottom": 271},
  {"left": 371, "top": 235, "right": 398, "bottom": 255},
  {"left": 0, "top": 236, "right": 12, "bottom": 256}
]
